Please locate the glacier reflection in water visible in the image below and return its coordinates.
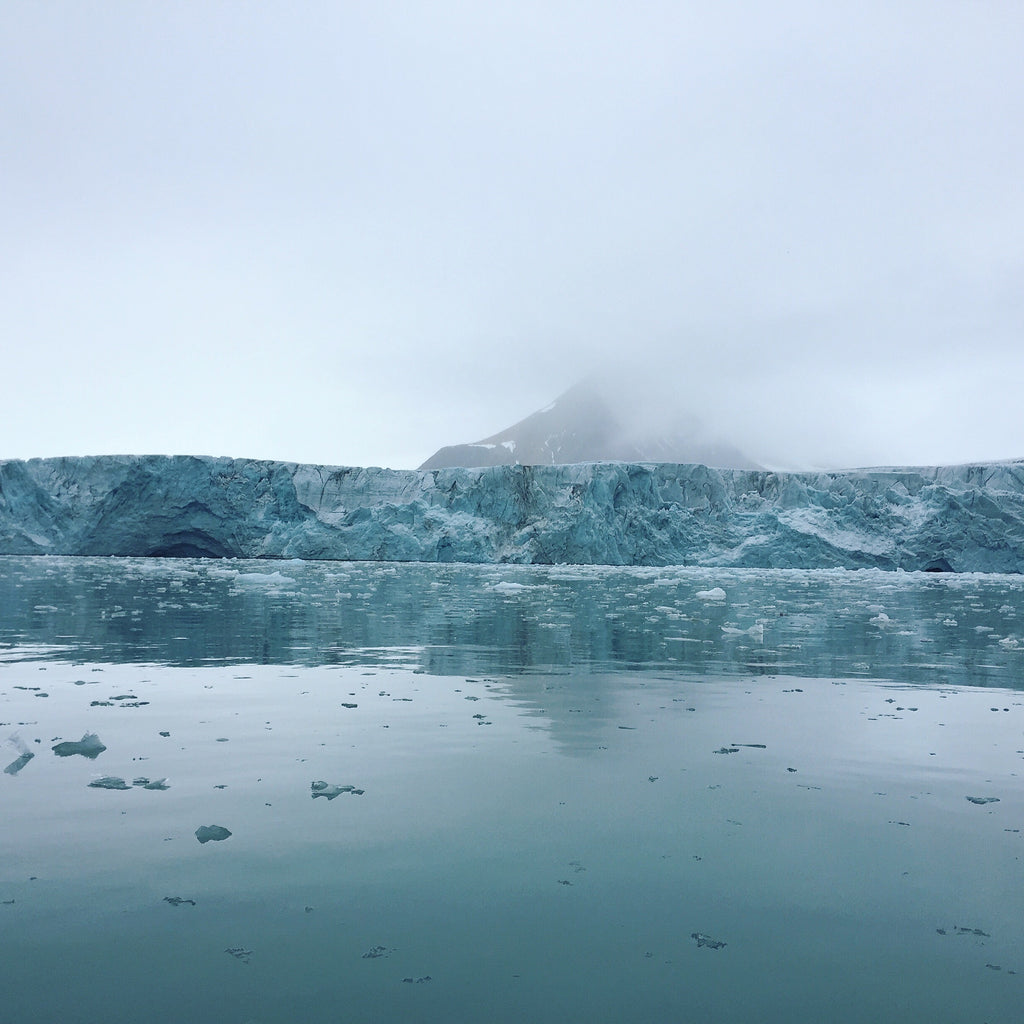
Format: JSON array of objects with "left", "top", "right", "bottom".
[{"left": 1, "top": 555, "right": 1022, "bottom": 1024}]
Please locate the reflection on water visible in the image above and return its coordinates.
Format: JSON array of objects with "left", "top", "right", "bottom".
[{"left": 1, "top": 556, "right": 1023, "bottom": 1023}]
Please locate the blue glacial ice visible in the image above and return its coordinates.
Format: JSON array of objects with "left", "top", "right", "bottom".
[{"left": 1, "top": 454, "right": 1023, "bottom": 571}]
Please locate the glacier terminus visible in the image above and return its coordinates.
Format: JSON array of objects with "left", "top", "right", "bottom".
[{"left": 1, "top": 455, "right": 1023, "bottom": 572}]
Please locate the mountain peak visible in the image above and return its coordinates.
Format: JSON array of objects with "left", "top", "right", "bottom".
[{"left": 419, "top": 379, "right": 760, "bottom": 470}]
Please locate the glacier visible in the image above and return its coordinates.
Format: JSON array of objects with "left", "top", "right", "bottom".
[{"left": 1, "top": 454, "right": 1023, "bottom": 572}]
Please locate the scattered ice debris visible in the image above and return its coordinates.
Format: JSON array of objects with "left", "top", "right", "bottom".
[
  {"left": 362, "top": 946, "right": 390, "bottom": 959},
  {"left": 311, "top": 781, "right": 364, "bottom": 800},
  {"left": 225, "top": 947, "right": 252, "bottom": 963},
  {"left": 695, "top": 588, "right": 726, "bottom": 601},
  {"left": 691, "top": 932, "right": 726, "bottom": 950},
  {"left": 52, "top": 732, "right": 106, "bottom": 758},
  {"left": 88, "top": 776, "right": 130, "bottom": 790},
  {"left": 163, "top": 896, "right": 196, "bottom": 907},
  {"left": 966, "top": 796, "right": 1000, "bottom": 805},
  {"left": 195, "top": 825, "right": 232, "bottom": 844}
]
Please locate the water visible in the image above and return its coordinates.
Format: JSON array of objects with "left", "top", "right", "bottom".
[{"left": 1, "top": 555, "right": 1022, "bottom": 1023}]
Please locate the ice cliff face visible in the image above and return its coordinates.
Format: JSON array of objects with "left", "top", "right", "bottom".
[{"left": 1, "top": 455, "right": 1023, "bottom": 572}]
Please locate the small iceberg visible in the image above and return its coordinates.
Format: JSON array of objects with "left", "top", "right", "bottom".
[{"left": 695, "top": 588, "right": 726, "bottom": 601}]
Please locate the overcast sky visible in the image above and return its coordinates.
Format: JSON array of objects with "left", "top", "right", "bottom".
[{"left": 3, "top": 1, "right": 1022, "bottom": 471}]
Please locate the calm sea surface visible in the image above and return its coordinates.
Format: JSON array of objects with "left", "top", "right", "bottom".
[{"left": 2, "top": 555, "right": 1023, "bottom": 1023}]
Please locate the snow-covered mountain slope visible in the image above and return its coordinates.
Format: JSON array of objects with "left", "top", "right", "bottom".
[
  {"left": 2, "top": 455, "right": 1023, "bottom": 571},
  {"left": 419, "top": 380, "right": 760, "bottom": 470}
]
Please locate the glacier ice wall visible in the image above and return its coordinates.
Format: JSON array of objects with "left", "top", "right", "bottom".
[{"left": 1, "top": 455, "right": 1023, "bottom": 571}]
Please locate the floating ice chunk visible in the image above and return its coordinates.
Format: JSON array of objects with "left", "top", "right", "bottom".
[
  {"left": 133, "top": 777, "right": 170, "bottom": 790},
  {"left": 869, "top": 612, "right": 890, "bottom": 626},
  {"left": 235, "top": 571, "right": 295, "bottom": 586},
  {"left": 88, "top": 776, "right": 130, "bottom": 790},
  {"left": 721, "top": 623, "right": 764, "bottom": 639},
  {"left": 695, "top": 588, "right": 726, "bottom": 601},
  {"left": 4, "top": 751, "right": 34, "bottom": 776},
  {"left": 52, "top": 733, "right": 106, "bottom": 759},
  {"left": 311, "top": 780, "right": 363, "bottom": 799},
  {"left": 195, "top": 825, "right": 232, "bottom": 843},
  {"left": 492, "top": 581, "right": 529, "bottom": 593}
]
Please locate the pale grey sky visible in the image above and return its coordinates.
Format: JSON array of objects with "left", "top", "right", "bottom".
[{"left": 3, "top": 1, "right": 1022, "bottom": 470}]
